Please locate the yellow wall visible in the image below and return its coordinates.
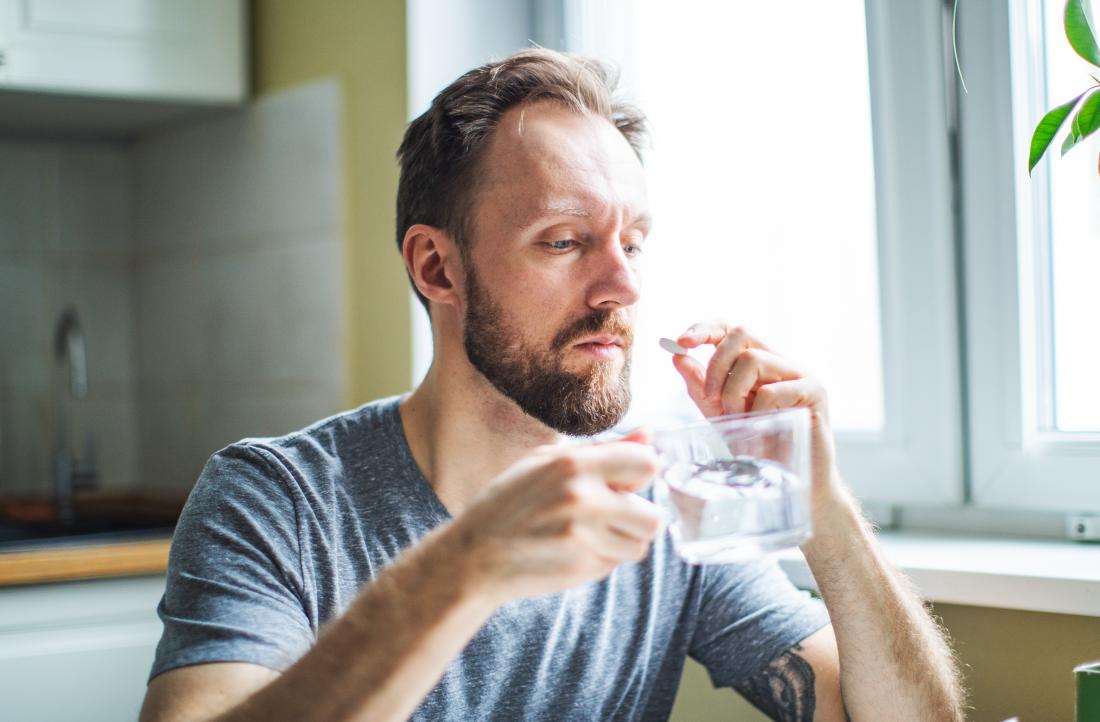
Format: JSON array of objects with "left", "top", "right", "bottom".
[
  {"left": 252, "top": 0, "right": 411, "bottom": 406},
  {"left": 670, "top": 604, "right": 1100, "bottom": 722},
  {"left": 935, "top": 604, "right": 1100, "bottom": 721}
]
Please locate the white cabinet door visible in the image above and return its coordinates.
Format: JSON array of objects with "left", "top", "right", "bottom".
[
  {"left": 0, "top": 0, "right": 245, "bottom": 102},
  {"left": 0, "top": 575, "right": 166, "bottom": 722}
]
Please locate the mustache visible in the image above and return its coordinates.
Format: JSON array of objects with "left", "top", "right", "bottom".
[{"left": 552, "top": 309, "right": 635, "bottom": 351}]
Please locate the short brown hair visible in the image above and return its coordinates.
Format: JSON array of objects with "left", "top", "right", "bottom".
[{"left": 395, "top": 47, "right": 649, "bottom": 310}]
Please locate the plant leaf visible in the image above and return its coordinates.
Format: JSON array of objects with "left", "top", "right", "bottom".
[
  {"left": 1030, "top": 91, "right": 1089, "bottom": 172},
  {"left": 1063, "top": 123, "right": 1083, "bottom": 155},
  {"left": 1072, "top": 87, "right": 1100, "bottom": 139},
  {"left": 1066, "top": 0, "right": 1100, "bottom": 68}
]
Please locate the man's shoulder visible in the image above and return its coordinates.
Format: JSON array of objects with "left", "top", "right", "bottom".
[
  {"left": 208, "top": 394, "right": 408, "bottom": 479},
  {"left": 243, "top": 394, "right": 403, "bottom": 450}
]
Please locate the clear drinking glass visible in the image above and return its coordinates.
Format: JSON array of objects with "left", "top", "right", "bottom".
[{"left": 652, "top": 407, "right": 813, "bottom": 564}]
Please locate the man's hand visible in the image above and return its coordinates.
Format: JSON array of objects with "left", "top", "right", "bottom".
[
  {"left": 143, "top": 436, "right": 662, "bottom": 722},
  {"left": 669, "top": 322, "right": 840, "bottom": 501},
  {"left": 668, "top": 322, "right": 967, "bottom": 719},
  {"left": 448, "top": 434, "right": 664, "bottom": 604}
]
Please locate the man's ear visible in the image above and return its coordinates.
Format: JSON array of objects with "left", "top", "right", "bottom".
[{"left": 402, "top": 224, "right": 462, "bottom": 310}]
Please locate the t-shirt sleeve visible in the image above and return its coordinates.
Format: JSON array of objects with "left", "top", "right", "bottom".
[
  {"left": 688, "top": 556, "right": 830, "bottom": 689},
  {"left": 149, "top": 443, "right": 315, "bottom": 682}
]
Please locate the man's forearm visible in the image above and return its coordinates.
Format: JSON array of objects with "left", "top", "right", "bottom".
[
  {"left": 802, "top": 478, "right": 966, "bottom": 721},
  {"left": 215, "top": 522, "right": 497, "bottom": 722}
]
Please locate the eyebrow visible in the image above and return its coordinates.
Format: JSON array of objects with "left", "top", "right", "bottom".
[
  {"left": 516, "top": 206, "right": 590, "bottom": 230},
  {"left": 517, "top": 205, "right": 652, "bottom": 231}
]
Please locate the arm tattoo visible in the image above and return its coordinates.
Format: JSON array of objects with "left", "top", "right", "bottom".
[{"left": 732, "top": 642, "right": 816, "bottom": 722}]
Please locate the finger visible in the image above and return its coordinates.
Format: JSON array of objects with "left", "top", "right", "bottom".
[
  {"left": 575, "top": 523, "right": 652, "bottom": 565},
  {"left": 598, "top": 492, "right": 664, "bottom": 540},
  {"left": 721, "top": 348, "right": 805, "bottom": 415},
  {"left": 572, "top": 443, "right": 659, "bottom": 491},
  {"left": 673, "top": 354, "right": 723, "bottom": 418},
  {"left": 703, "top": 328, "right": 759, "bottom": 398},
  {"left": 675, "top": 320, "right": 730, "bottom": 350},
  {"left": 748, "top": 378, "right": 823, "bottom": 414},
  {"left": 560, "top": 483, "right": 661, "bottom": 546},
  {"left": 599, "top": 526, "right": 653, "bottom": 562},
  {"left": 676, "top": 322, "right": 770, "bottom": 353},
  {"left": 739, "top": 378, "right": 828, "bottom": 462},
  {"left": 572, "top": 497, "right": 655, "bottom": 552}
]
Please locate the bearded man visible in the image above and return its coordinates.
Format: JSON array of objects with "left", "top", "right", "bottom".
[{"left": 140, "top": 49, "right": 965, "bottom": 722}]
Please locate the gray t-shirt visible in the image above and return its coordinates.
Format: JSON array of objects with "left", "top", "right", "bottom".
[{"left": 151, "top": 395, "right": 829, "bottom": 721}]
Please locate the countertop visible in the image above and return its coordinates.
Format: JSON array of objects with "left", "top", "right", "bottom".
[
  {"left": 0, "top": 492, "right": 181, "bottom": 587},
  {"left": 0, "top": 535, "right": 172, "bottom": 586}
]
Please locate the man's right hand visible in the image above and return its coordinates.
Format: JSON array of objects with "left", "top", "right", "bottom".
[
  {"left": 142, "top": 439, "right": 663, "bottom": 722},
  {"left": 448, "top": 436, "right": 664, "bottom": 603}
]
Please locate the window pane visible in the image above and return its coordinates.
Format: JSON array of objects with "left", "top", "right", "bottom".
[
  {"left": 1042, "top": 0, "right": 1100, "bottom": 432},
  {"left": 607, "top": 1, "right": 884, "bottom": 433}
]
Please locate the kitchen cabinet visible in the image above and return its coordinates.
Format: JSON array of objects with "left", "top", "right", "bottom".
[
  {"left": 0, "top": 574, "right": 165, "bottom": 722},
  {"left": 0, "top": 0, "right": 246, "bottom": 103}
]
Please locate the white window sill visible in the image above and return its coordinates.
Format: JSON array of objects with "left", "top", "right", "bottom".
[{"left": 775, "top": 531, "right": 1100, "bottom": 618}]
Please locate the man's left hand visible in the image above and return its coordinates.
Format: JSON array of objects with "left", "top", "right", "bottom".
[{"left": 670, "top": 322, "right": 840, "bottom": 498}]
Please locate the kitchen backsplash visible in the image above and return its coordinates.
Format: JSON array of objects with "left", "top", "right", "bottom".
[
  {"left": 0, "top": 140, "right": 139, "bottom": 498},
  {"left": 132, "top": 79, "right": 347, "bottom": 492},
  {"left": 0, "top": 79, "right": 348, "bottom": 498}
]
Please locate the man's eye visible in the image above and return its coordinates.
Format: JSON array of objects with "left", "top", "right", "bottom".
[
  {"left": 546, "top": 239, "right": 577, "bottom": 251},
  {"left": 624, "top": 243, "right": 643, "bottom": 257}
]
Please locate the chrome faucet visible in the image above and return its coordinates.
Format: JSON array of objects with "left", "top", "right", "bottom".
[{"left": 54, "top": 306, "right": 97, "bottom": 525}]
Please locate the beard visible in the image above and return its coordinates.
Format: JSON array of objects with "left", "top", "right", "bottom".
[{"left": 462, "top": 265, "right": 634, "bottom": 436}]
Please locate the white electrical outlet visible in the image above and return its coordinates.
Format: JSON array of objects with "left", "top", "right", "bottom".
[{"left": 1066, "top": 514, "right": 1100, "bottom": 541}]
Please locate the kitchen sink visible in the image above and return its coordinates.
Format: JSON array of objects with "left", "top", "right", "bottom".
[
  {"left": 0, "top": 494, "right": 183, "bottom": 550},
  {"left": 0, "top": 517, "right": 176, "bottom": 550}
]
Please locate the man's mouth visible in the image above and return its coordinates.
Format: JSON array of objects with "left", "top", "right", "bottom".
[
  {"left": 575, "top": 334, "right": 623, "bottom": 347},
  {"left": 572, "top": 335, "right": 626, "bottom": 359}
]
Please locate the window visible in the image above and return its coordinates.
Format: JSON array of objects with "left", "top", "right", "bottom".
[
  {"left": 586, "top": 0, "right": 885, "bottom": 436},
  {"left": 959, "top": 0, "right": 1100, "bottom": 512},
  {"left": 408, "top": 0, "right": 1099, "bottom": 517},
  {"left": 1041, "top": 0, "right": 1100, "bottom": 432},
  {"left": 554, "top": 0, "right": 965, "bottom": 506}
]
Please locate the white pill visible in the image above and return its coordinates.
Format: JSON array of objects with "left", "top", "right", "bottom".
[{"left": 659, "top": 337, "right": 689, "bottom": 355}]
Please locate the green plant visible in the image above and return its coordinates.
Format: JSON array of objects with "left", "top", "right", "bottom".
[{"left": 1028, "top": 0, "right": 1100, "bottom": 175}]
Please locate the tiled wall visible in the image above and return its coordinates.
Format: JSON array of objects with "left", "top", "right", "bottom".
[
  {"left": 0, "top": 141, "right": 139, "bottom": 496},
  {"left": 0, "top": 79, "right": 347, "bottom": 499},
  {"left": 133, "top": 80, "right": 347, "bottom": 492}
]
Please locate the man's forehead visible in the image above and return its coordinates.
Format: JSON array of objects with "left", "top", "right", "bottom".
[
  {"left": 487, "top": 103, "right": 639, "bottom": 172},
  {"left": 478, "top": 102, "right": 648, "bottom": 224}
]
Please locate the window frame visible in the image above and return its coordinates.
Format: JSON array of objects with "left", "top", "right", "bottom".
[{"left": 959, "top": 0, "right": 1100, "bottom": 513}]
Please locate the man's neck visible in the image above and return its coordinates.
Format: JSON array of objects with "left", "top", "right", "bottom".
[{"left": 399, "top": 360, "right": 561, "bottom": 516}]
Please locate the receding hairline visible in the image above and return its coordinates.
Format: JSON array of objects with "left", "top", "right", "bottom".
[{"left": 461, "top": 100, "right": 648, "bottom": 245}]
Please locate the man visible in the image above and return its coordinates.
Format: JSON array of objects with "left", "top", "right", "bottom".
[{"left": 140, "top": 49, "right": 965, "bottom": 721}]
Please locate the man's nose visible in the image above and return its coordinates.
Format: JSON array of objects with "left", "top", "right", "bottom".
[{"left": 586, "top": 241, "right": 641, "bottom": 310}]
